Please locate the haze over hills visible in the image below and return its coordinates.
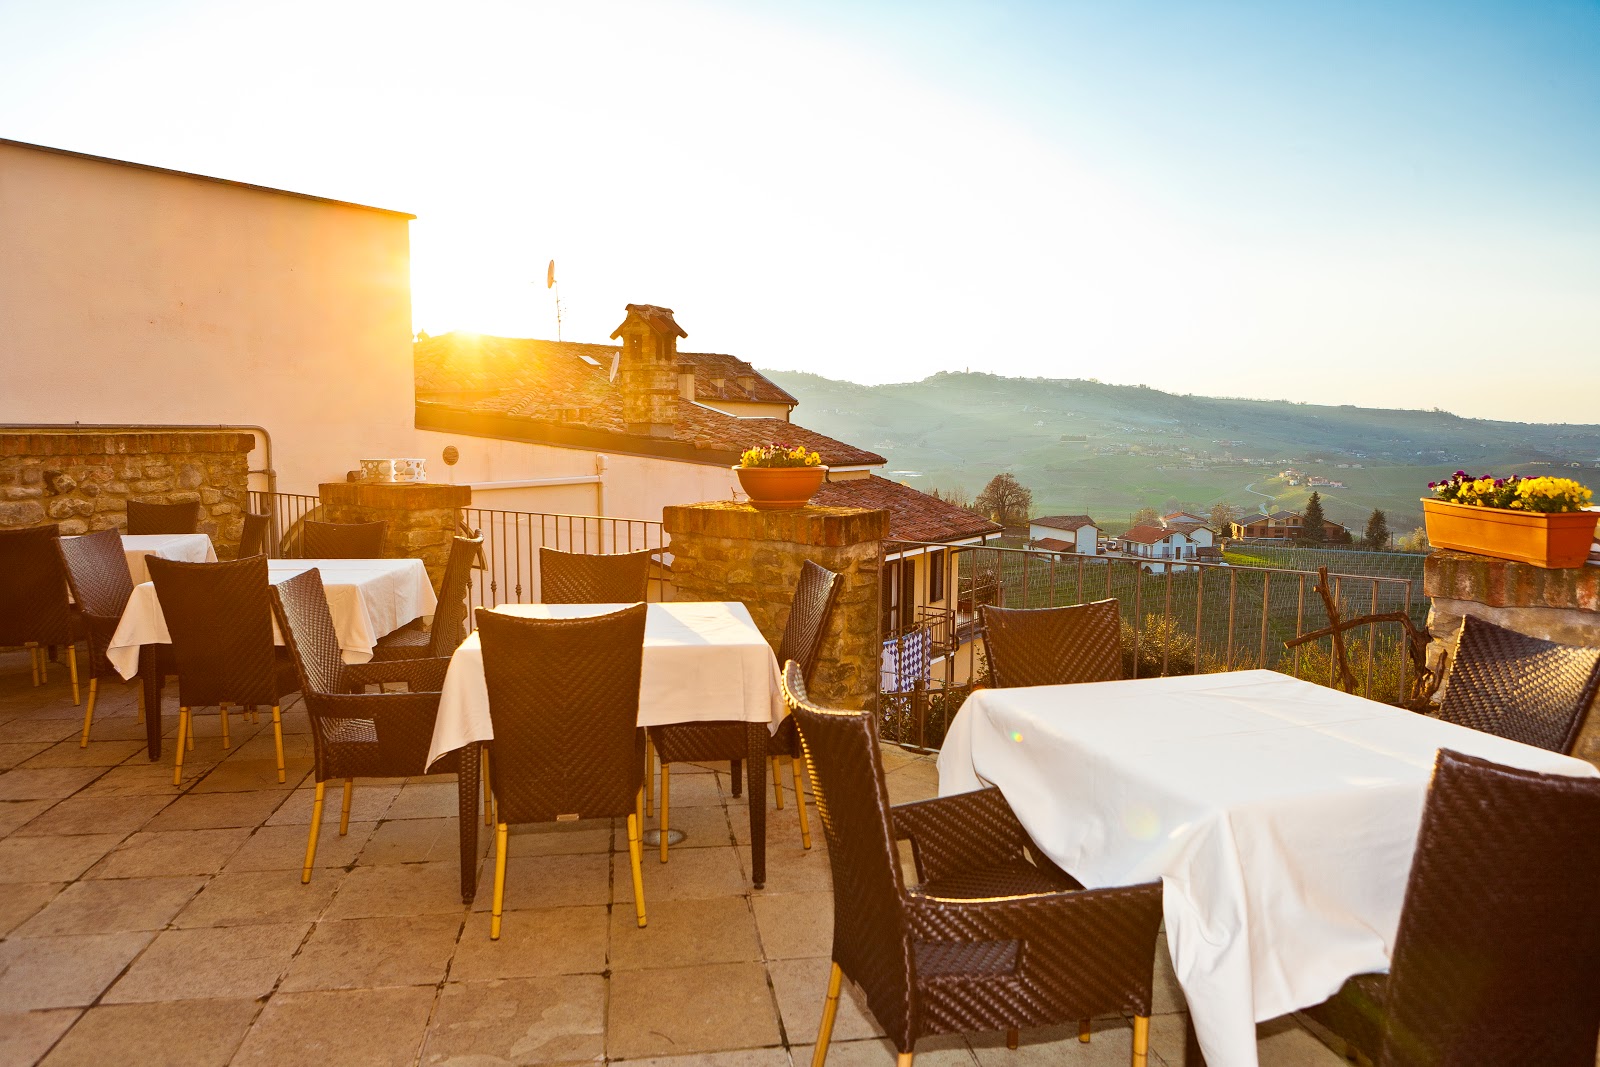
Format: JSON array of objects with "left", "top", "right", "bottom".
[{"left": 763, "top": 371, "right": 1600, "bottom": 535}]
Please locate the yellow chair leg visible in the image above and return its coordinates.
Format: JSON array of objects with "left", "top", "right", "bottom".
[
  {"left": 490, "top": 821, "right": 509, "bottom": 940},
  {"left": 659, "top": 764, "right": 671, "bottom": 863},
  {"left": 482, "top": 748, "right": 494, "bottom": 826},
  {"left": 1132, "top": 1015, "right": 1149, "bottom": 1067},
  {"left": 172, "top": 707, "right": 189, "bottom": 785},
  {"left": 812, "top": 961, "right": 844, "bottom": 1067},
  {"left": 271, "top": 705, "right": 285, "bottom": 783},
  {"left": 302, "top": 781, "right": 326, "bottom": 883},
  {"left": 67, "top": 645, "right": 80, "bottom": 706},
  {"left": 897, "top": 1055, "right": 913, "bottom": 1066},
  {"left": 793, "top": 754, "right": 813, "bottom": 849},
  {"left": 627, "top": 810, "right": 647, "bottom": 927},
  {"left": 1080, "top": 1018, "right": 1091, "bottom": 1043},
  {"left": 187, "top": 717, "right": 194, "bottom": 750},
  {"left": 79, "top": 678, "right": 99, "bottom": 747},
  {"left": 219, "top": 704, "right": 230, "bottom": 749},
  {"left": 340, "top": 779, "right": 353, "bottom": 835},
  {"left": 772, "top": 755, "right": 784, "bottom": 808},
  {"left": 1007, "top": 1028, "right": 1019, "bottom": 1049},
  {"left": 643, "top": 736, "right": 655, "bottom": 816}
]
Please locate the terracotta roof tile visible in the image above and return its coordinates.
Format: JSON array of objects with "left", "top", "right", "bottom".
[
  {"left": 1032, "top": 514, "right": 1096, "bottom": 532},
  {"left": 1121, "top": 524, "right": 1173, "bottom": 545},
  {"left": 812, "top": 476, "right": 1003, "bottom": 544},
  {"left": 1032, "top": 537, "right": 1079, "bottom": 553}
]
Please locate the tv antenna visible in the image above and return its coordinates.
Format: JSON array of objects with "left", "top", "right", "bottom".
[{"left": 546, "top": 259, "right": 564, "bottom": 341}]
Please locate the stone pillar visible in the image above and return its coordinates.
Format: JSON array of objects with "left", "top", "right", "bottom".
[
  {"left": 664, "top": 501, "right": 889, "bottom": 711},
  {"left": 1424, "top": 549, "right": 1600, "bottom": 764},
  {"left": 318, "top": 481, "right": 472, "bottom": 591}
]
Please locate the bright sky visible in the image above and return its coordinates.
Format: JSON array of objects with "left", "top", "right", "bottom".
[{"left": 3, "top": 0, "right": 1598, "bottom": 423}]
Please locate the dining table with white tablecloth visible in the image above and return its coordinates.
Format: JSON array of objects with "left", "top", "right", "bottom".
[
  {"left": 62, "top": 532, "right": 217, "bottom": 587},
  {"left": 937, "top": 669, "right": 1599, "bottom": 1067}
]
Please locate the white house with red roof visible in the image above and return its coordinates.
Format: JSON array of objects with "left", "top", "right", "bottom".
[
  {"left": 1027, "top": 514, "right": 1099, "bottom": 555},
  {"left": 1119, "top": 523, "right": 1204, "bottom": 574}
]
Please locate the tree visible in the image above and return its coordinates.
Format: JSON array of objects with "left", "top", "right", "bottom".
[
  {"left": 1130, "top": 506, "right": 1160, "bottom": 527},
  {"left": 930, "top": 485, "right": 973, "bottom": 510},
  {"left": 1363, "top": 509, "right": 1391, "bottom": 551},
  {"left": 1209, "top": 502, "right": 1240, "bottom": 535},
  {"left": 1396, "top": 526, "right": 1430, "bottom": 553},
  {"left": 1301, "top": 492, "right": 1326, "bottom": 542},
  {"left": 975, "top": 473, "right": 1032, "bottom": 528}
]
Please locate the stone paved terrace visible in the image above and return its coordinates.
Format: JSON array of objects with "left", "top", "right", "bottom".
[{"left": 0, "top": 648, "right": 1366, "bottom": 1067}]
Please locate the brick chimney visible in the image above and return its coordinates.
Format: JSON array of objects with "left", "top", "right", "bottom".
[
  {"left": 677, "top": 362, "right": 696, "bottom": 401},
  {"left": 610, "top": 304, "right": 687, "bottom": 437}
]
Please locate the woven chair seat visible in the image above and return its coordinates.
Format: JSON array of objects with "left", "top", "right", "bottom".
[
  {"left": 919, "top": 859, "right": 1082, "bottom": 900},
  {"left": 371, "top": 626, "right": 431, "bottom": 659},
  {"left": 914, "top": 938, "right": 1021, "bottom": 979}
]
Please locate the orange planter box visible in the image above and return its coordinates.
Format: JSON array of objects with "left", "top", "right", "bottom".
[
  {"left": 735, "top": 465, "right": 827, "bottom": 510},
  {"left": 1421, "top": 498, "right": 1599, "bottom": 569}
]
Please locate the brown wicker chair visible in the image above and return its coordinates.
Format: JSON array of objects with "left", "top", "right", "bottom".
[
  {"left": 0, "top": 524, "right": 84, "bottom": 703},
  {"left": 58, "top": 529, "right": 145, "bottom": 745},
  {"left": 126, "top": 499, "right": 201, "bottom": 535},
  {"left": 145, "top": 555, "right": 296, "bottom": 785},
  {"left": 301, "top": 519, "right": 387, "bottom": 559},
  {"left": 649, "top": 560, "right": 841, "bottom": 858},
  {"left": 372, "top": 533, "right": 482, "bottom": 661},
  {"left": 1437, "top": 614, "right": 1600, "bottom": 754},
  {"left": 780, "top": 661, "right": 1164, "bottom": 1066},
  {"left": 237, "top": 512, "right": 271, "bottom": 559},
  {"left": 979, "top": 599, "right": 1123, "bottom": 688},
  {"left": 270, "top": 568, "right": 459, "bottom": 885},
  {"left": 1304, "top": 749, "right": 1600, "bottom": 1067},
  {"left": 476, "top": 604, "right": 649, "bottom": 938},
  {"left": 537, "top": 545, "right": 654, "bottom": 604}
]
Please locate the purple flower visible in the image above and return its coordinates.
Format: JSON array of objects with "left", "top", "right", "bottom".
[{"left": 1455, "top": 470, "right": 1467, "bottom": 479}]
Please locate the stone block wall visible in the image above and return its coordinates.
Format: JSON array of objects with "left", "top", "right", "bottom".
[
  {"left": 665, "top": 501, "right": 889, "bottom": 711},
  {"left": 0, "top": 430, "right": 254, "bottom": 554},
  {"left": 318, "top": 481, "right": 472, "bottom": 591}
]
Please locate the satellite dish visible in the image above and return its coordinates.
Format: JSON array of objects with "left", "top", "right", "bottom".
[{"left": 547, "top": 260, "right": 556, "bottom": 289}]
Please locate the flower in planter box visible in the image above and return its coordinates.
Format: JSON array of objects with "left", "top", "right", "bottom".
[
  {"left": 739, "top": 443, "right": 823, "bottom": 469},
  {"left": 1428, "top": 471, "right": 1592, "bottom": 513}
]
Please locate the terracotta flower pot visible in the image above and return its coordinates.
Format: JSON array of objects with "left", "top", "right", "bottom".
[
  {"left": 1421, "top": 498, "right": 1600, "bottom": 569},
  {"left": 735, "top": 465, "right": 827, "bottom": 510}
]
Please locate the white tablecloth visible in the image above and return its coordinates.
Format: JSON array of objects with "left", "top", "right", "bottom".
[
  {"left": 937, "top": 670, "right": 1598, "bottom": 1067},
  {"left": 60, "top": 533, "right": 217, "bottom": 588},
  {"left": 427, "top": 601, "right": 783, "bottom": 768},
  {"left": 106, "top": 558, "right": 438, "bottom": 679}
]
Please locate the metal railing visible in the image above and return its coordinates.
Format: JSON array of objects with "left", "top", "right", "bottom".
[{"left": 877, "top": 540, "right": 1424, "bottom": 751}]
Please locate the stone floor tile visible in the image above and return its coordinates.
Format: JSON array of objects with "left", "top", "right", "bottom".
[
  {"left": 422, "top": 975, "right": 605, "bottom": 1066},
  {"left": 451, "top": 906, "right": 608, "bottom": 980},
  {"left": 0, "top": 883, "right": 64, "bottom": 939},
  {"left": 0, "top": 932, "right": 154, "bottom": 1011},
  {"left": 74, "top": 761, "right": 214, "bottom": 798},
  {"left": 730, "top": 801, "right": 816, "bottom": 849},
  {"left": 799, "top": 1035, "right": 979, "bottom": 1065},
  {"left": 1253, "top": 1016, "right": 1350, "bottom": 1065},
  {"left": 11, "top": 795, "right": 172, "bottom": 837},
  {"left": 0, "top": 743, "right": 54, "bottom": 771},
  {"left": 357, "top": 816, "right": 462, "bottom": 865},
  {"left": 649, "top": 802, "right": 735, "bottom": 847},
  {"left": 608, "top": 896, "right": 761, "bottom": 971},
  {"left": 0, "top": 833, "right": 123, "bottom": 884},
  {"left": 617, "top": 844, "right": 747, "bottom": 903},
  {"left": 611, "top": 1050, "right": 792, "bottom": 1067},
  {"left": 1146, "top": 1013, "right": 1187, "bottom": 1066},
  {"left": 265, "top": 783, "right": 400, "bottom": 826},
  {"left": 471, "top": 852, "right": 610, "bottom": 913},
  {"left": 606, "top": 961, "right": 781, "bottom": 1059},
  {"left": 655, "top": 768, "right": 731, "bottom": 808},
  {"left": 0, "top": 799, "right": 55, "bottom": 838},
  {"left": 751, "top": 890, "right": 833, "bottom": 959},
  {"left": 172, "top": 869, "right": 343, "bottom": 928},
  {"left": 0, "top": 768, "right": 106, "bottom": 802},
  {"left": 15, "top": 876, "right": 206, "bottom": 937},
  {"left": 0, "top": 719, "right": 79, "bottom": 744},
  {"left": 324, "top": 861, "right": 469, "bottom": 919},
  {"left": 102, "top": 921, "right": 310, "bottom": 1003},
  {"left": 85, "top": 827, "right": 251, "bottom": 879},
  {"left": 0, "top": 1009, "right": 81, "bottom": 1067},
  {"left": 883, "top": 763, "right": 940, "bottom": 804},
  {"left": 20, "top": 740, "right": 146, "bottom": 769},
  {"left": 1152, "top": 931, "right": 1186, "bottom": 1016},
  {"left": 741, "top": 842, "right": 834, "bottom": 894},
  {"left": 39, "top": 998, "right": 259, "bottom": 1067},
  {"left": 230, "top": 986, "right": 435, "bottom": 1067},
  {"left": 228, "top": 730, "right": 313, "bottom": 763},
  {"left": 222, "top": 821, "right": 377, "bottom": 873},
  {"left": 969, "top": 1018, "right": 1135, "bottom": 1065},
  {"left": 384, "top": 781, "right": 461, "bottom": 820},
  {"left": 768, "top": 956, "right": 884, "bottom": 1043},
  {"left": 278, "top": 912, "right": 462, "bottom": 992},
  {"left": 506, "top": 819, "right": 612, "bottom": 858},
  {"left": 143, "top": 789, "right": 289, "bottom": 831},
  {"left": 188, "top": 757, "right": 310, "bottom": 794}
]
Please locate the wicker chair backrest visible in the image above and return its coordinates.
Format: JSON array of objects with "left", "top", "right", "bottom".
[
  {"left": 268, "top": 567, "right": 346, "bottom": 698},
  {"left": 146, "top": 555, "right": 282, "bottom": 707},
  {"left": 1439, "top": 614, "right": 1600, "bottom": 755},
  {"left": 126, "top": 499, "right": 201, "bottom": 535},
  {"left": 0, "top": 524, "right": 77, "bottom": 647},
  {"left": 777, "top": 560, "right": 842, "bottom": 681},
  {"left": 537, "top": 546, "right": 652, "bottom": 604},
  {"left": 238, "top": 512, "right": 270, "bottom": 559},
  {"left": 428, "top": 534, "right": 482, "bottom": 657},
  {"left": 302, "top": 519, "right": 387, "bottom": 559},
  {"left": 781, "top": 661, "right": 914, "bottom": 1040},
  {"left": 980, "top": 599, "right": 1123, "bottom": 688},
  {"left": 57, "top": 528, "right": 134, "bottom": 677},
  {"left": 475, "top": 605, "right": 647, "bottom": 823},
  {"left": 1375, "top": 749, "right": 1600, "bottom": 1067}
]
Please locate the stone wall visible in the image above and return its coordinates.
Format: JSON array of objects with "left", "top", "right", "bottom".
[
  {"left": 0, "top": 430, "right": 254, "bottom": 553},
  {"left": 318, "top": 481, "right": 472, "bottom": 591},
  {"left": 1424, "top": 549, "right": 1600, "bottom": 764},
  {"left": 664, "top": 501, "right": 889, "bottom": 711}
]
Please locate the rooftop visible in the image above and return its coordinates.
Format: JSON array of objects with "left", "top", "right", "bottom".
[
  {"left": 815, "top": 476, "right": 1003, "bottom": 545},
  {"left": 1031, "top": 515, "right": 1097, "bottom": 532}
]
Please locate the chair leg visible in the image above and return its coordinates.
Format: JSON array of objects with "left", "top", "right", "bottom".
[
  {"left": 1007, "top": 1029, "right": 1019, "bottom": 1049},
  {"left": 1132, "top": 1016, "right": 1149, "bottom": 1067},
  {"left": 482, "top": 748, "right": 494, "bottom": 826},
  {"left": 67, "top": 644, "right": 80, "bottom": 706},
  {"left": 219, "top": 704, "right": 230, "bottom": 749},
  {"left": 1080, "top": 1018, "right": 1091, "bottom": 1043},
  {"left": 172, "top": 708, "right": 190, "bottom": 785},
  {"left": 340, "top": 779, "right": 353, "bottom": 835},
  {"left": 29, "top": 644, "right": 40, "bottom": 687},
  {"left": 271, "top": 705, "right": 285, "bottom": 783},
  {"left": 897, "top": 1055, "right": 913, "bottom": 1066},
  {"left": 490, "top": 820, "right": 509, "bottom": 940},
  {"left": 302, "top": 781, "right": 326, "bottom": 883},
  {"left": 793, "top": 754, "right": 812, "bottom": 850},
  {"left": 79, "top": 678, "right": 99, "bottom": 747},
  {"left": 136, "top": 681, "right": 145, "bottom": 725},
  {"left": 772, "top": 756, "right": 784, "bottom": 808},
  {"left": 813, "top": 961, "right": 843, "bottom": 1067},
  {"left": 659, "top": 764, "right": 671, "bottom": 863},
  {"left": 627, "top": 809, "right": 647, "bottom": 928},
  {"left": 643, "top": 736, "right": 655, "bottom": 816}
]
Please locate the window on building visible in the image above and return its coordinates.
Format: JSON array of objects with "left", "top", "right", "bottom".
[{"left": 928, "top": 549, "right": 946, "bottom": 603}]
